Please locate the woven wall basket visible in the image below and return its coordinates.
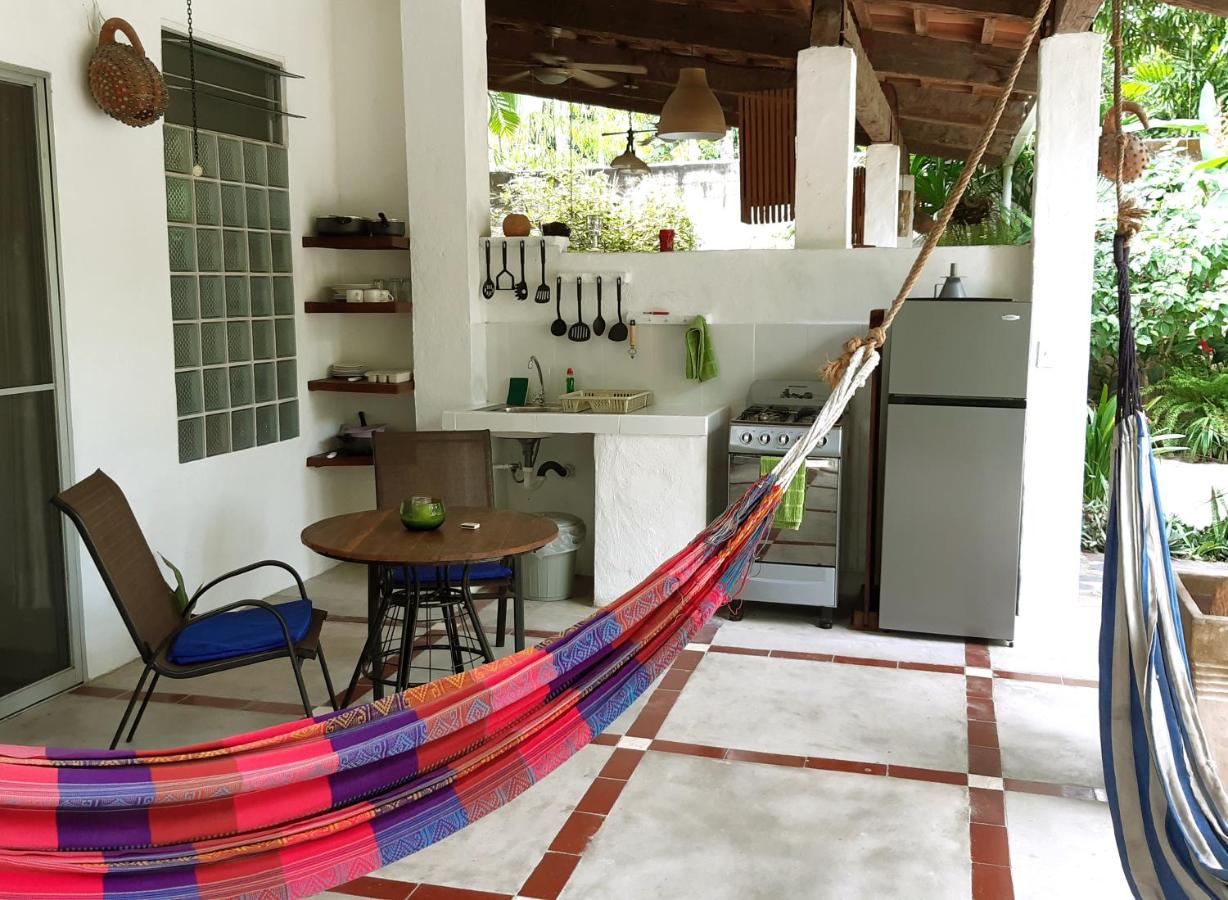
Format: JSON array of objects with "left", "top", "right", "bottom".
[
  {"left": 88, "top": 17, "right": 168, "bottom": 128},
  {"left": 1098, "top": 101, "right": 1151, "bottom": 183}
]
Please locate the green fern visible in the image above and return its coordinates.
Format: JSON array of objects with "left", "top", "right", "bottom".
[{"left": 1146, "top": 370, "right": 1228, "bottom": 461}]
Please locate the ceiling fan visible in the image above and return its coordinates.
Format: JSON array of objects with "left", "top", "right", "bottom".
[{"left": 498, "top": 27, "right": 646, "bottom": 90}]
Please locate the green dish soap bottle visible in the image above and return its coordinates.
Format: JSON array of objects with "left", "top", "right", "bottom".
[{"left": 565, "top": 367, "right": 575, "bottom": 394}]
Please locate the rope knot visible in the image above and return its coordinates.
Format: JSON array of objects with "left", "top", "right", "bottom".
[{"left": 820, "top": 329, "right": 884, "bottom": 387}]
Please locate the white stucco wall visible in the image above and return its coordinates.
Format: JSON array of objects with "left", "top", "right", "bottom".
[
  {"left": 1156, "top": 459, "right": 1228, "bottom": 529},
  {"left": 2, "top": 1, "right": 409, "bottom": 677}
]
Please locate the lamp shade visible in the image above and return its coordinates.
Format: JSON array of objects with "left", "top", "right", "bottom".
[
  {"left": 610, "top": 132, "right": 649, "bottom": 172},
  {"left": 657, "top": 67, "right": 726, "bottom": 141}
]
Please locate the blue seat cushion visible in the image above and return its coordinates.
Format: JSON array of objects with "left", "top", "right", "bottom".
[
  {"left": 389, "top": 562, "right": 513, "bottom": 585},
  {"left": 169, "top": 599, "right": 314, "bottom": 665}
]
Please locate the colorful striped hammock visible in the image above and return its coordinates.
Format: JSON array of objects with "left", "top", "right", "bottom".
[{"left": 0, "top": 352, "right": 877, "bottom": 899}]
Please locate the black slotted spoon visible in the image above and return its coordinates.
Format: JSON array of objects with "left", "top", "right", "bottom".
[
  {"left": 550, "top": 276, "right": 567, "bottom": 336},
  {"left": 534, "top": 240, "right": 551, "bottom": 303},
  {"left": 569, "top": 277, "right": 591, "bottom": 342},
  {"left": 514, "top": 240, "right": 529, "bottom": 300},
  {"left": 592, "top": 275, "right": 606, "bottom": 336},
  {"left": 481, "top": 241, "right": 495, "bottom": 299}
]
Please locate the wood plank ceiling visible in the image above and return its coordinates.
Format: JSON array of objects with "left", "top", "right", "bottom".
[{"left": 485, "top": 0, "right": 1097, "bottom": 164}]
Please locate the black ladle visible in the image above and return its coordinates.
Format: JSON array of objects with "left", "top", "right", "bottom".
[
  {"left": 550, "top": 276, "right": 567, "bottom": 336},
  {"left": 592, "top": 275, "right": 606, "bottom": 336},
  {"left": 495, "top": 240, "right": 516, "bottom": 291},
  {"left": 481, "top": 241, "right": 495, "bottom": 299},
  {"left": 608, "top": 276, "right": 628, "bottom": 341},
  {"left": 514, "top": 240, "right": 529, "bottom": 300}
]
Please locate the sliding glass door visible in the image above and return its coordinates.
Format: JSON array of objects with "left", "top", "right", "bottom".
[{"left": 0, "top": 67, "right": 79, "bottom": 717}]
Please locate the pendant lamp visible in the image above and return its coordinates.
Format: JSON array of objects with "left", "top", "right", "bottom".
[
  {"left": 610, "top": 130, "right": 649, "bottom": 172},
  {"left": 657, "top": 67, "right": 726, "bottom": 141}
]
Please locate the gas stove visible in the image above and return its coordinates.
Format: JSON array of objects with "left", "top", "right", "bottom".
[{"left": 729, "top": 383, "right": 842, "bottom": 458}]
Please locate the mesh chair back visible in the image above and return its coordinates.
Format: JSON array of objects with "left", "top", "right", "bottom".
[
  {"left": 53, "top": 470, "right": 178, "bottom": 659},
  {"left": 373, "top": 431, "right": 494, "bottom": 510}
]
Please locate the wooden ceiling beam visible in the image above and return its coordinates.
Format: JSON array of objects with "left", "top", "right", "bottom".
[
  {"left": 486, "top": 27, "right": 796, "bottom": 95},
  {"left": 1053, "top": 0, "right": 1103, "bottom": 31},
  {"left": 864, "top": 30, "right": 1038, "bottom": 92},
  {"left": 811, "top": 0, "right": 902, "bottom": 144},
  {"left": 491, "top": 78, "right": 742, "bottom": 125},
  {"left": 906, "top": 139, "right": 1005, "bottom": 165},
  {"left": 891, "top": 83, "right": 1026, "bottom": 128},
  {"left": 876, "top": 0, "right": 1039, "bottom": 18},
  {"left": 486, "top": 0, "right": 810, "bottom": 61},
  {"left": 900, "top": 119, "right": 1015, "bottom": 156}
]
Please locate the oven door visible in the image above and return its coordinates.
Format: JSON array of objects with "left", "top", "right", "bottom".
[{"left": 728, "top": 453, "right": 838, "bottom": 568}]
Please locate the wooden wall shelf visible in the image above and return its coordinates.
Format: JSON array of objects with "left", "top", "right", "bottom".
[
  {"left": 301, "top": 235, "right": 410, "bottom": 250},
  {"left": 306, "top": 453, "right": 373, "bottom": 468},
  {"left": 307, "top": 377, "right": 414, "bottom": 395},
  {"left": 304, "top": 301, "right": 411, "bottom": 314}
]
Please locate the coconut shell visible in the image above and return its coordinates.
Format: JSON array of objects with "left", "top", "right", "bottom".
[
  {"left": 88, "top": 18, "right": 168, "bottom": 128},
  {"left": 502, "top": 213, "right": 532, "bottom": 237}
]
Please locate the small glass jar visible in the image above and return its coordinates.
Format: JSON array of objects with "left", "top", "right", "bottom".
[{"left": 400, "top": 496, "right": 445, "bottom": 531}]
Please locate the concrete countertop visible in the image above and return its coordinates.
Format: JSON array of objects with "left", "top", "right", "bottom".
[{"left": 442, "top": 401, "right": 730, "bottom": 437}]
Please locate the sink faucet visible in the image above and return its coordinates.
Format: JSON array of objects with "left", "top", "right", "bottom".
[{"left": 527, "top": 356, "right": 545, "bottom": 406}]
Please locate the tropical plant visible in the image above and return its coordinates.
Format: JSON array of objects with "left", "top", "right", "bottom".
[
  {"left": 492, "top": 167, "right": 696, "bottom": 253},
  {"left": 938, "top": 209, "right": 1032, "bottom": 247},
  {"left": 1168, "top": 491, "right": 1228, "bottom": 561},
  {"left": 488, "top": 91, "right": 521, "bottom": 138},
  {"left": 1146, "top": 368, "right": 1228, "bottom": 461},
  {"left": 1086, "top": 385, "right": 1119, "bottom": 503},
  {"left": 1083, "top": 496, "right": 1111, "bottom": 553}
]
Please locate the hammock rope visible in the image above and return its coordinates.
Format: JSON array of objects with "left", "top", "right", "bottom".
[{"left": 0, "top": 10, "right": 1050, "bottom": 898}]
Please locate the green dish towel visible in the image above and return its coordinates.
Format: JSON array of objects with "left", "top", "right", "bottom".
[
  {"left": 760, "top": 456, "right": 805, "bottom": 530},
  {"left": 685, "top": 315, "right": 719, "bottom": 382}
]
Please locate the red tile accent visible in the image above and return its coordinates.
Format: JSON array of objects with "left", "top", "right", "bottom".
[
  {"left": 149, "top": 692, "right": 191, "bottom": 705},
  {"left": 708, "top": 645, "right": 772, "bottom": 658},
  {"left": 659, "top": 668, "right": 694, "bottom": 691},
  {"left": 329, "top": 614, "right": 368, "bottom": 625},
  {"left": 899, "top": 661, "right": 965, "bottom": 675},
  {"left": 1064, "top": 677, "right": 1099, "bottom": 689},
  {"left": 966, "top": 676, "right": 994, "bottom": 699},
  {"left": 971, "top": 863, "right": 1014, "bottom": 900},
  {"left": 888, "top": 765, "right": 968, "bottom": 786},
  {"left": 969, "top": 788, "right": 1006, "bottom": 826},
  {"left": 1002, "top": 778, "right": 1065, "bottom": 798},
  {"left": 967, "top": 721, "right": 1000, "bottom": 749},
  {"left": 968, "top": 746, "right": 1003, "bottom": 778},
  {"left": 72, "top": 684, "right": 126, "bottom": 699},
  {"left": 967, "top": 697, "right": 996, "bottom": 722},
  {"left": 670, "top": 649, "right": 706, "bottom": 671},
  {"left": 970, "top": 823, "right": 1011, "bottom": 867},
  {"left": 965, "top": 643, "right": 992, "bottom": 668},
  {"left": 626, "top": 691, "right": 680, "bottom": 740},
  {"left": 833, "top": 655, "right": 898, "bottom": 669},
  {"left": 518, "top": 851, "right": 582, "bottom": 900},
  {"left": 243, "top": 699, "right": 308, "bottom": 716},
  {"left": 649, "top": 739, "right": 728, "bottom": 760},
  {"left": 178, "top": 693, "right": 252, "bottom": 710},
  {"left": 724, "top": 748, "right": 807, "bottom": 768},
  {"left": 804, "top": 756, "right": 888, "bottom": 777},
  {"left": 1059, "top": 784, "right": 1100, "bottom": 802},
  {"left": 409, "top": 886, "right": 511, "bottom": 900},
  {"left": 770, "top": 650, "right": 836, "bottom": 663},
  {"left": 996, "top": 670, "right": 1062, "bottom": 685},
  {"left": 591, "top": 732, "right": 620, "bottom": 746},
  {"left": 548, "top": 811, "right": 606, "bottom": 855},
  {"left": 598, "top": 748, "right": 643, "bottom": 782},
  {"left": 333, "top": 875, "right": 417, "bottom": 899},
  {"left": 575, "top": 777, "right": 627, "bottom": 816}
]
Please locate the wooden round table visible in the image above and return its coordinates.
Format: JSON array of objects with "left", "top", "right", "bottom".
[{"left": 302, "top": 507, "right": 557, "bottom": 700}]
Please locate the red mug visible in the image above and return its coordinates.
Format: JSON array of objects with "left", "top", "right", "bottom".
[{"left": 658, "top": 229, "right": 675, "bottom": 252}]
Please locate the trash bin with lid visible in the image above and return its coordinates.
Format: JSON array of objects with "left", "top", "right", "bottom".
[{"left": 520, "top": 512, "right": 586, "bottom": 602}]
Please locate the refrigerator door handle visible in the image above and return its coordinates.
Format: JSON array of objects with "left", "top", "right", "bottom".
[{"left": 1001, "top": 314, "right": 1021, "bottom": 321}]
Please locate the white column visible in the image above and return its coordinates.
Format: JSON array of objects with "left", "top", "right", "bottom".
[
  {"left": 1017, "top": 33, "right": 1104, "bottom": 617},
  {"left": 402, "top": 0, "right": 489, "bottom": 428},
  {"left": 794, "top": 46, "right": 856, "bottom": 249},
  {"left": 898, "top": 173, "right": 916, "bottom": 246},
  {"left": 864, "top": 143, "right": 901, "bottom": 247}
]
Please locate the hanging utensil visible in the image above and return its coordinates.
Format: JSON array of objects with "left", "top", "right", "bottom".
[
  {"left": 592, "top": 275, "right": 607, "bottom": 337},
  {"left": 628, "top": 318, "right": 638, "bottom": 358},
  {"left": 481, "top": 240, "right": 495, "bottom": 299},
  {"left": 550, "top": 276, "right": 567, "bottom": 336},
  {"left": 534, "top": 240, "right": 551, "bottom": 303},
  {"left": 569, "top": 277, "right": 591, "bottom": 342},
  {"left": 495, "top": 240, "right": 516, "bottom": 291},
  {"left": 608, "top": 276, "right": 628, "bottom": 342},
  {"left": 514, "top": 240, "right": 529, "bottom": 300}
]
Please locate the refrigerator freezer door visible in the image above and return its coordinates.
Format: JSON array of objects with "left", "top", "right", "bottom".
[
  {"left": 886, "top": 301, "right": 1031, "bottom": 400},
  {"left": 878, "top": 403, "right": 1025, "bottom": 641}
]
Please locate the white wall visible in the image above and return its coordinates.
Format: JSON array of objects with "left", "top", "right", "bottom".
[
  {"left": 1, "top": 1, "right": 407, "bottom": 677},
  {"left": 480, "top": 242, "right": 1034, "bottom": 591}
]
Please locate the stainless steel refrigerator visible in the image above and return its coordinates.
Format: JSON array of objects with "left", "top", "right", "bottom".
[{"left": 877, "top": 299, "right": 1031, "bottom": 642}]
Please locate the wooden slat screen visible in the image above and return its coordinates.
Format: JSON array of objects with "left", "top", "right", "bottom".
[
  {"left": 738, "top": 88, "right": 795, "bottom": 225},
  {"left": 852, "top": 166, "right": 866, "bottom": 247}
]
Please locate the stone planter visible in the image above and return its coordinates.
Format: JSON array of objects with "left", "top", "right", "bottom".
[{"left": 1173, "top": 560, "right": 1228, "bottom": 782}]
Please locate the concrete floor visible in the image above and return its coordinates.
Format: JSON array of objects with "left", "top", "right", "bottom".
[{"left": 0, "top": 555, "right": 1130, "bottom": 899}]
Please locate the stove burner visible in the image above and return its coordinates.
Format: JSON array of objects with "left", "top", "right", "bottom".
[{"left": 735, "top": 405, "right": 819, "bottom": 426}]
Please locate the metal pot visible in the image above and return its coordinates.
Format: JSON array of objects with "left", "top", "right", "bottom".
[
  {"left": 370, "top": 212, "right": 406, "bottom": 237},
  {"left": 315, "top": 214, "right": 371, "bottom": 236},
  {"left": 336, "top": 412, "right": 386, "bottom": 455}
]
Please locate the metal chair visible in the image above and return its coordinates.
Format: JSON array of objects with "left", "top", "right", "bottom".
[{"left": 53, "top": 470, "right": 336, "bottom": 749}]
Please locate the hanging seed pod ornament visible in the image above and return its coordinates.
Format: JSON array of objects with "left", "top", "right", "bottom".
[
  {"left": 1098, "top": 101, "right": 1151, "bottom": 183},
  {"left": 88, "top": 18, "right": 168, "bottom": 128}
]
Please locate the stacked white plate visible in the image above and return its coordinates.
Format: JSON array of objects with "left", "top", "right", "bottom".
[{"left": 329, "top": 362, "right": 369, "bottom": 379}]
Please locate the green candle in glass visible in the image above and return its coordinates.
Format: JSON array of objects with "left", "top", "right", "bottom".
[{"left": 400, "top": 496, "right": 446, "bottom": 531}]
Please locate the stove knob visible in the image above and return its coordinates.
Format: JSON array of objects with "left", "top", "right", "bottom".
[
  {"left": 759, "top": 433, "right": 771, "bottom": 445},
  {"left": 740, "top": 432, "right": 753, "bottom": 444},
  {"left": 778, "top": 434, "right": 790, "bottom": 446},
  {"left": 818, "top": 437, "right": 828, "bottom": 448}
]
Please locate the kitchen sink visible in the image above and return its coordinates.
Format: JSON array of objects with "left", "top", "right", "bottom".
[{"left": 483, "top": 404, "right": 565, "bottom": 414}]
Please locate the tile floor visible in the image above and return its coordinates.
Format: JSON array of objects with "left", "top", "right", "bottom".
[{"left": 0, "top": 554, "right": 1131, "bottom": 899}]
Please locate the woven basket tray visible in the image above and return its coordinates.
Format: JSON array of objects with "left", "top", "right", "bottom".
[{"left": 559, "top": 390, "right": 653, "bottom": 414}]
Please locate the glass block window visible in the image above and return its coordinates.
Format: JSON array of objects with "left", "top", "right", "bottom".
[{"left": 165, "top": 123, "right": 297, "bottom": 463}]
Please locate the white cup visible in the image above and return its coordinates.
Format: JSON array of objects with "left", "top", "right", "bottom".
[
  {"left": 363, "top": 288, "right": 393, "bottom": 303},
  {"left": 345, "top": 288, "right": 363, "bottom": 303}
]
